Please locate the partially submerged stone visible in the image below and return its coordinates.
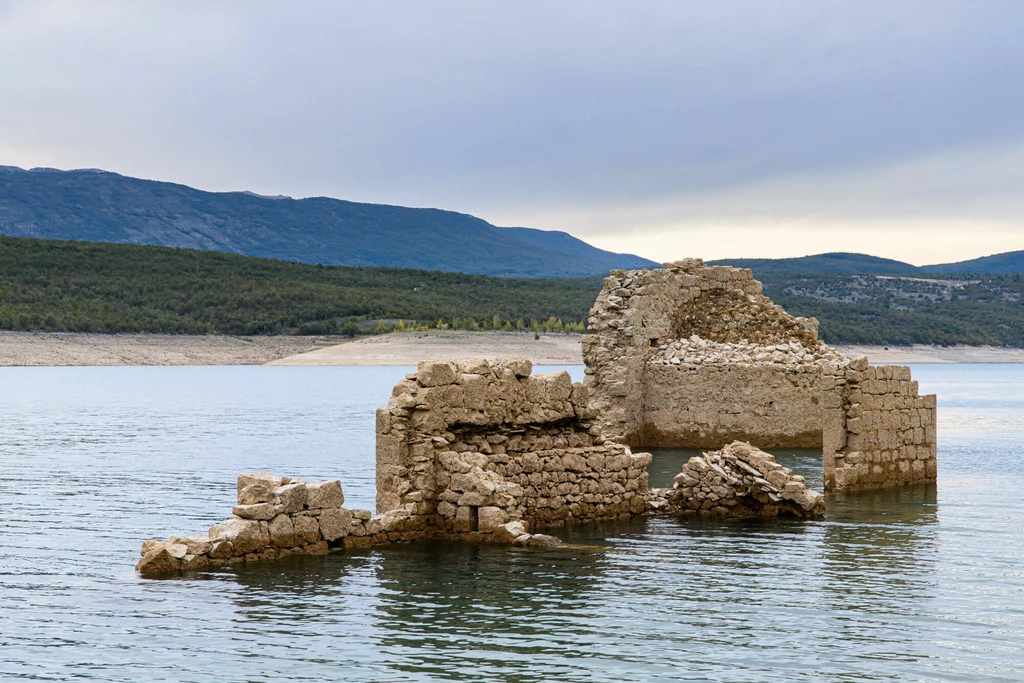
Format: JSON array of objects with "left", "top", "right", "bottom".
[{"left": 660, "top": 441, "right": 825, "bottom": 518}]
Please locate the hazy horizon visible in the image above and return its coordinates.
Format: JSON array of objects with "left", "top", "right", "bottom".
[{"left": 2, "top": 1, "right": 1022, "bottom": 265}]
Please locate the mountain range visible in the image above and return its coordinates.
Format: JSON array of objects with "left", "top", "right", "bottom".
[
  {"left": 709, "top": 251, "right": 1024, "bottom": 275},
  {"left": 2, "top": 165, "right": 1022, "bottom": 277},
  {"left": 0, "top": 166, "right": 655, "bottom": 278}
]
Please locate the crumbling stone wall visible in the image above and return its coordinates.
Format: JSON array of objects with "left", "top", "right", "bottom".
[
  {"left": 136, "top": 473, "right": 369, "bottom": 574},
  {"left": 376, "top": 358, "right": 652, "bottom": 536},
  {"left": 583, "top": 259, "right": 937, "bottom": 490},
  {"left": 584, "top": 259, "right": 845, "bottom": 448},
  {"left": 822, "top": 357, "right": 937, "bottom": 490}
]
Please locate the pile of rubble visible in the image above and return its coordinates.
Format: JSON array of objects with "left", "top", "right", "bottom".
[
  {"left": 647, "top": 441, "right": 825, "bottom": 518},
  {"left": 649, "top": 335, "right": 848, "bottom": 370}
]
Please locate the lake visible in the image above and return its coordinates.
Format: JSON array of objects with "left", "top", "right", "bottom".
[{"left": 1, "top": 364, "right": 1023, "bottom": 681}]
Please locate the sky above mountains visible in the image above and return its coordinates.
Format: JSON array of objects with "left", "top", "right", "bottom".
[{"left": 1, "top": 1, "right": 1022, "bottom": 264}]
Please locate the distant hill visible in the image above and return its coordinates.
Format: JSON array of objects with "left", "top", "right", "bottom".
[
  {"left": 710, "top": 250, "right": 1024, "bottom": 275},
  {"left": 919, "top": 251, "right": 1024, "bottom": 274},
  {"left": 708, "top": 252, "right": 917, "bottom": 275},
  {"left": 0, "top": 166, "right": 656, "bottom": 278}
]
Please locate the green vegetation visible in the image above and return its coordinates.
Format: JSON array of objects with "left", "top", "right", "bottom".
[
  {"left": 1, "top": 236, "right": 1023, "bottom": 346},
  {"left": 0, "top": 236, "right": 595, "bottom": 334},
  {"left": 761, "top": 274, "right": 1024, "bottom": 346}
]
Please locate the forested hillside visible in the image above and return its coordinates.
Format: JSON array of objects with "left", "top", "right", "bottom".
[
  {"left": 0, "top": 236, "right": 597, "bottom": 334},
  {"left": 1, "top": 236, "right": 1023, "bottom": 345}
]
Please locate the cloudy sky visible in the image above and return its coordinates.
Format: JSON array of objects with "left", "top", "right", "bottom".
[{"left": 2, "top": 1, "right": 1022, "bottom": 264}]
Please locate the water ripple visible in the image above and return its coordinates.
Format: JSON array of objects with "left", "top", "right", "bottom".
[{"left": 1, "top": 365, "right": 1023, "bottom": 681}]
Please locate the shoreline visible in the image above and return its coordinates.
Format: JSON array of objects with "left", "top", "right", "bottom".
[{"left": 2, "top": 330, "right": 1024, "bottom": 367}]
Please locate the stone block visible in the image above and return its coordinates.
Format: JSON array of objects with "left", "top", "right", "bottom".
[
  {"left": 275, "top": 483, "right": 307, "bottom": 514},
  {"left": 417, "top": 360, "right": 458, "bottom": 387},
  {"left": 232, "top": 503, "right": 277, "bottom": 520},
  {"left": 209, "top": 518, "right": 267, "bottom": 555},
  {"left": 478, "top": 506, "right": 508, "bottom": 533},
  {"left": 268, "top": 513, "right": 298, "bottom": 548},
  {"left": 318, "top": 508, "right": 352, "bottom": 541},
  {"left": 237, "top": 482, "right": 275, "bottom": 505},
  {"left": 136, "top": 547, "right": 184, "bottom": 575},
  {"left": 305, "top": 480, "right": 344, "bottom": 509},
  {"left": 292, "top": 514, "right": 321, "bottom": 545}
]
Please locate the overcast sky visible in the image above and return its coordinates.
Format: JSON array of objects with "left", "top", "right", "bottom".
[{"left": 2, "top": 1, "right": 1022, "bottom": 264}]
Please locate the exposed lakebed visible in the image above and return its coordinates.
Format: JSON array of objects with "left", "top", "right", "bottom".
[{"left": 1, "top": 365, "right": 1022, "bottom": 681}]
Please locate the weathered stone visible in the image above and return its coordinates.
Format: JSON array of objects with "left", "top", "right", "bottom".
[
  {"left": 181, "top": 553, "right": 209, "bottom": 571},
  {"left": 168, "top": 535, "right": 212, "bottom": 556},
  {"left": 268, "top": 513, "right": 298, "bottom": 548},
  {"left": 581, "top": 261, "right": 936, "bottom": 493},
  {"left": 232, "top": 503, "right": 277, "bottom": 520},
  {"left": 477, "top": 506, "right": 508, "bottom": 533},
  {"left": 274, "top": 483, "right": 307, "bottom": 514},
  {"left": 318, "top": 508, "right": 352, "bottom": 542},
  {"left": 305, "top": 480, "right": 344, "bottom": 509},
  {"left": 492, "top": 520, "right": 528, "bottom": 543},
  {"left": 136, "top": 547, "right": 183, "bottom": 575},
  {"left": 238, "top": 472, "right": 280, "bottom": 495},
  {"left": 665, "top": 442, "right": 825, "bottom": 518},
  {"left": 527, "top": 534, "right": 562, "bottom": 547},
  {"left": 292, "top": 514, "right": 322, "bottom": 545},
  {"left": 417, "top": 360, "right": 458, "bottom": 387},
  {"left": 209, "top": 517, "right": 267, "bottom": 555},
  {"left": 237, "top": 482, "right": 275, "bottom": 505}
]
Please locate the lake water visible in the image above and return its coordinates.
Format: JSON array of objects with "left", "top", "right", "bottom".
[{"left": 1, "top": 364, "right": 1023, "bottom": 681}]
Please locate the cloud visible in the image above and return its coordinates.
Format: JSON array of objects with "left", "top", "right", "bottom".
[{"left": 1, "top": 0, "right": 1022, "bottom": 261}]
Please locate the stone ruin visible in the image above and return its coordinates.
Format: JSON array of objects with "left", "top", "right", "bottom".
[
  {"left": 647, "top": 441, "right": 825, "bottom": 518},
  {"left": 136, "top": 259, "right": 939, "bottom": 575},
  {"left": 138, "top": 359, "right": 830, "bottom": 575},
  {"left": 583, "top": 259, "right": 937, "bottom": 491},
  {"left": 375, "top": 358, "right": 652, "bottom": 535}
]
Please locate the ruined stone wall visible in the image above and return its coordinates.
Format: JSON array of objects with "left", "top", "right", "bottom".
[
  {"left": 583, "top": 259, "right": 844, "bottom": 448},
  {"left": 642, "top": 365, "right": 822, "bottom": 447},
  {"left": 822, "top": 357, "right": 937, "bottom": 490},
  {"left": 583, "top": 259, "right": 937, "bottom": 491},
  {"left": 376, "top": 358, "right": 652, "bottom": 537}
]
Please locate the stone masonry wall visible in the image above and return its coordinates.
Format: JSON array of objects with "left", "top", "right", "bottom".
[
  {"left": 377, "top": 358, "right": 652, "bottom": 537},
  {"left": 583, "top": 259, "right": 937, "bottom": 491},
  {"left": 583, "top": 258, "right": 845, "bottom": 448},
  {"left": 822, "top": 356, "right": 937, "bottom": 490}
]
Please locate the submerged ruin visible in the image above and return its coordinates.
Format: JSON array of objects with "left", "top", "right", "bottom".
[
  {"left": 136, "top": 260, "right": 937, "bottom": 575},
  {"left": 583, "top": 259, "right": 937, "bottom": 490}
]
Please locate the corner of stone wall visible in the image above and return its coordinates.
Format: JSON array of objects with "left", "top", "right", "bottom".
[{"left": 824, "top": 355, "right": 937, "bottom": 490}]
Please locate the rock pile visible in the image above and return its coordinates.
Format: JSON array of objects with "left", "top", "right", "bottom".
[
  {"left": 136, "top": 473, "right": 370, "bottom": 575},
  {"left": 650, "top": 335, "right": 848, "bottom": 370},
  {"left": 648, "top": 441, "right": 825, "bottom": 517}
]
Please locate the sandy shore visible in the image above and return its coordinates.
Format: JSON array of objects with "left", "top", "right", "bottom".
[
  {"left": 0, "top": 331, "right": 333, "bottom": 366},
  {"left": 833, "top": 344, "right": 1024, "bottom": 364},
  {"left": 267, "top": 330, "right": 583, "bottom": 366},
  {"left": 3, "top": 330, "right": 1024, "bottom": 366}
]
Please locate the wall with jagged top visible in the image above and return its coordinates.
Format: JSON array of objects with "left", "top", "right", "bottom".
[
  {"left": 583, "top": 259, "right": 936, "bottom": 490},
  {"left": 376, "top": 358, "right": 652, "bottom": 537}
]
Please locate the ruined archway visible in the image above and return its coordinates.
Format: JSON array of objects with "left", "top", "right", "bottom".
[{"left": 582, "top": 259, "right": 937, "bottom": 491}]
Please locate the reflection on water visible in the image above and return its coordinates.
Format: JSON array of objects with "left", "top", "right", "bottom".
[{"left": 2, "top": 365, "right": 1024, "bottom": 681}]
